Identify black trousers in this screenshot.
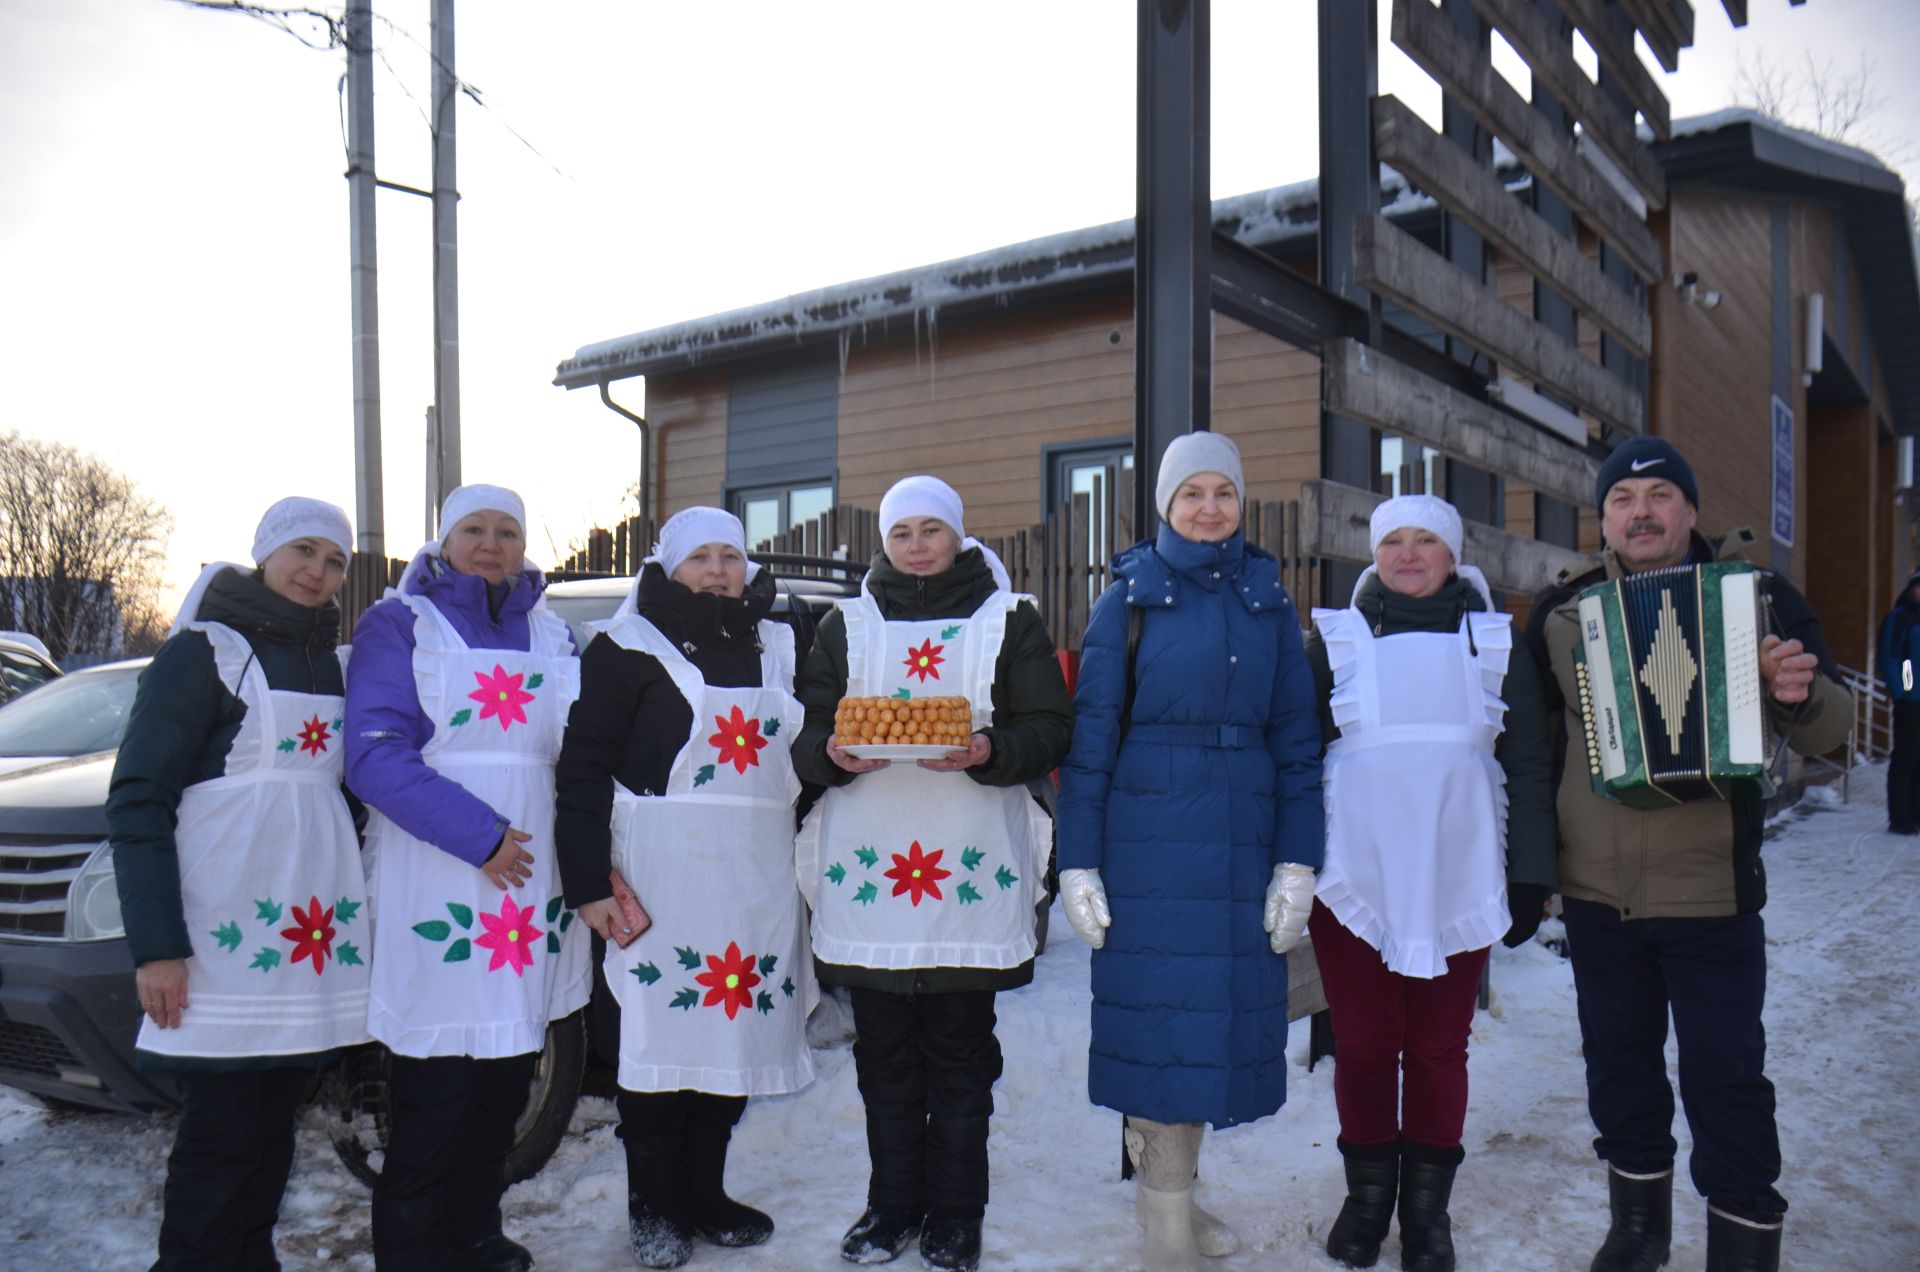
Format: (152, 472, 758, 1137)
(1889, 701, 1920, 830)
(1563, 899, 1786, 1219)
(152, 1067, 311, 1272)
(372, 1052, 536, 1272)
(849, 987, 1002, 1221)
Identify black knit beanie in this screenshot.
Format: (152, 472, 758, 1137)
(1594, 437, 1699, 513)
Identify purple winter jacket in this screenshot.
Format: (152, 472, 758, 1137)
(345, 550, 576, 866)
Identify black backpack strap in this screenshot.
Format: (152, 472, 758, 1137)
(1119, 602, 1143, 744)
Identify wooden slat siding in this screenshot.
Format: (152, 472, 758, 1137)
(1322, 339, 1598, 505)
(1300, 478, 1583, 595)
(1464, 0, 1666, 208)
(1556, 0, 1671, 138)
(1805, 404, 1878, 668)
(1353, 216, 1644, 434)
(1390, 0, 1663, 283)
(1373, 95, 1651, 355)
(1614, 0, 1682, 70)
(644, 370, 729, 517)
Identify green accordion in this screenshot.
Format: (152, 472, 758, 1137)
(1572, 562, 1776, 809)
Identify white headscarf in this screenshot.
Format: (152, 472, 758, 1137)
(1351, 492, 1495, 610)
(610, 506, 762, 622)
(1155, 431, 1245, 519)
(877, 475, 1012, 592)
(400, 483, 534, 595)
(251, 496, 353, 565)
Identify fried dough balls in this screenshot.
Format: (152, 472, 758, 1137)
(833, 696, 974, 749)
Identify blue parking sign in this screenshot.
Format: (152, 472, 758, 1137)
(1771, 394, 1794, 548)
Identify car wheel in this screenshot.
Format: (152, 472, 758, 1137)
(320, 1010, 588, 1188)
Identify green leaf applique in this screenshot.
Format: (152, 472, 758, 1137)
(670, 987, 699, 1011)
(692, 764, 716, 788)
(250, 947, 281, 972)
(559, 911, 574, 932)
(960, 847, 985, 871)
(940, 624, 963, 640)
(956, 881, 983, 905)
(545, 896, 565, 924)
(255, 898, 283, 925)
(825, 863, 846, 886)
(276, 738, 297, 753)
(526, 672, 545, 690)
(675, 945, 702, 969)
(211, 921, 242, 952)
(630, 962, 661, 986)
(546, 931, 561, 953)
(331, 718, 344, 733)
(336, 942, 363, 967)
(763, 716, 781, 736)
(854, 846, 879, 869)
(755, 991, 774, 1015)
(412, 920, 452, 942)
(891, 688, 911, 701)
(781, 975, 795, 998)
(444, 938, 471, 963)
(335, 897, 362, 924)
(447, 902, 474, 929)
(758, 953, 778, 976)
(994, 865, 1019, 890)
(449, 708, 473, 727)
(854, 882, 878, 906)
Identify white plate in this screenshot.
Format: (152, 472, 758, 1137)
(842, 743, 960, 761)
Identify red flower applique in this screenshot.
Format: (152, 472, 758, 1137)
(281, 896, 337, 976)
(695, 940, 762, 1020)
(885, 840, 951, 906)
(470, 664, 535, 732)
(708, 704, 768, 775)
(902, 638, 945, 683)
(297, 716, 332, 757)
(475, 894, 543, 977)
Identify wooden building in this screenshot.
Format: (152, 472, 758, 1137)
(554, 109, 1917, 674)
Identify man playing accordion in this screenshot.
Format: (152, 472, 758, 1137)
(1526, 437, 1852, 1272)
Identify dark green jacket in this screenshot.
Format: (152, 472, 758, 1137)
(793, 547, 1074, 992)
(1303, 572, 1558, 890)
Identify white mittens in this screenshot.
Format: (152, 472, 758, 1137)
(1263, 863, 1316, 954)
(1058, 868, 1113, 949)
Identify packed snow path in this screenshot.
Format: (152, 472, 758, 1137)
(4, 767, 1915, 1269)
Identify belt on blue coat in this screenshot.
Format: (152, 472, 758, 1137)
(1123, 723, 1263, 748)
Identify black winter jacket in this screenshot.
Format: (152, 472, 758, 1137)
(792, 547, 1074, 993)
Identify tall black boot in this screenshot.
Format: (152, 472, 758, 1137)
(1705, 1203, 1782, 1272)
(1589, 1166, 1672, 1272)
(684, 1124, 773, 1247)
(1326, 1139, 1400, 1268)
(623, 1134, 693, 1269)
(1396, 1141, 1463, 1272)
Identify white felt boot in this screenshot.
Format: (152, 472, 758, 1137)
(1127, 1118, 1204, 1272)
(1133, 1183, 1241, 1258)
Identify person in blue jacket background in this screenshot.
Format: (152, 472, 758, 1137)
(1879, 568, 1920, 834)
(1054, 431, 1324, 1272)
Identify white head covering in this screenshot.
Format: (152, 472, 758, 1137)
(1351, 492, 1494, 609)
(877, 475, 1012, 592)
(611, 506, 762, 621)
(1155, 431, 1245, 519)
(251, 496, 352, 565)
(438, 483, 526, 546)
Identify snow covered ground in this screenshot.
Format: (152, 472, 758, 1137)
(4, 766, 1916, 1270)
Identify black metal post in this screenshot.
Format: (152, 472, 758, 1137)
(1133, 0, 1213, 537)
(1531, 0, 1581, 548)
(1439, 0, 1501, 527)
(1596, 2, 1651, 443)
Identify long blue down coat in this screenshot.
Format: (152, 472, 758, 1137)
(1057, 526, 1324, 1129)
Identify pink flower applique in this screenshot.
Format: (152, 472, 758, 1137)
(474, 894, 544, 977)
(470, 664, 536, 731)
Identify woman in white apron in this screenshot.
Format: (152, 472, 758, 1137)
(109, 497, 369, 1272)
(793, 476, 1072, 1272)
(554, 507, 812, 1270)
(1303, 494, 1556, 1272)
(345, 484, 587, 1272)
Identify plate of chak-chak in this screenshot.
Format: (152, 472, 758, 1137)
(834, 695, 974, 760)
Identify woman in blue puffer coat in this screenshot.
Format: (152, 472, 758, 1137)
(1056, 432, 1324, 1272)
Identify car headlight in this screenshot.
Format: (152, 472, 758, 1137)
(66, 842, 125, 942)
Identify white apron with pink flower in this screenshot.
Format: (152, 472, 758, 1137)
(599, 613, 815, 1096)
(364, 591, 590, 1059)
(795, 590, 1051, 970)
(137, 621, 371, 1060)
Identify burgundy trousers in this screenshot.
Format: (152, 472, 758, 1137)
(1309, 901, 1490, 1149)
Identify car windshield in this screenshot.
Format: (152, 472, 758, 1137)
(542, 591, 626, 654)
(0, 663, 145, 757)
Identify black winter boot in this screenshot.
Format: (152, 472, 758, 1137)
(1705, 1203, 1782, 1272)
(1589, 1165, 1672, 1272)
(623, 1134, 693, 1269)
(918, 1211, 983, 1272)
(684, 1124, 773, 1247)
(1395, 1141, 1463, 1272)
(1326, 1139, 1400, 1268)
(839, 1206, 924, 1264)
(454, 1232, 534, 1272)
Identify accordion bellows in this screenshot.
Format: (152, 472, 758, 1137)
(1573, 562, 1776, 808)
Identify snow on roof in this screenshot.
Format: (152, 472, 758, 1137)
(1654, 105, 1894, 174)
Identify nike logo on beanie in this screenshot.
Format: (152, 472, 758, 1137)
(1629, 458, 1665, 472)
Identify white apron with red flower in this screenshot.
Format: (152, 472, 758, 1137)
(795, 590, 1051, 970)
(596, 613, 814, 1095)
(137, 621, 372, 1060)
(364, 591, 589, 1059)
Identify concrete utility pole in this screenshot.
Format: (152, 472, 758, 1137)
(345, 0, 385, 556)
(430, 0, 462, 513)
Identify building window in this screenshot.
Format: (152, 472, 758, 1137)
(1044, 439, 1135, 574)
(733, 481, 834, 550)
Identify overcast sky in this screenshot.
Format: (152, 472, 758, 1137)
(3, 0, 1915, 614)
